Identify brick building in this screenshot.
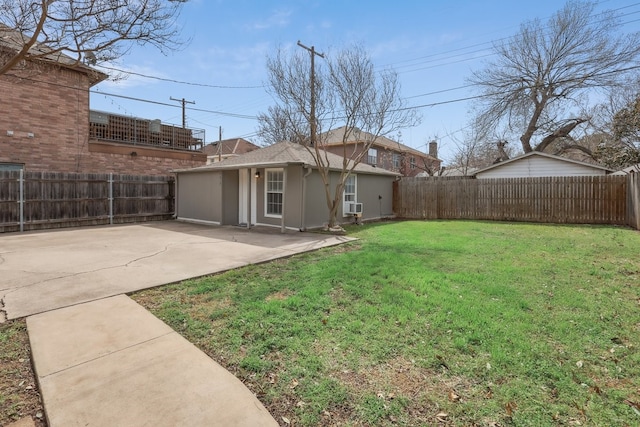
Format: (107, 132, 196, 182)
(321, 126, 441, 177)
(0, 27, 206, 175)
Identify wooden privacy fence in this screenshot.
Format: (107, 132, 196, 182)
(0, 171, 175, 233)
(629, 172, 640, 229)
(393, 175, 634, 227)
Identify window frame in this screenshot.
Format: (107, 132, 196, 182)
(392, 153, 401, 169)
(342, 174, 357, 217)
(264, 168, 284, 218)
(367, 148, 378, 165)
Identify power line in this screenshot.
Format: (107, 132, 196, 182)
(95, 64, 265, 89)
(385, 3, 640, 75)
(91, 89, 257, 119)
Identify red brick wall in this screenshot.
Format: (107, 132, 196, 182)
(0, 61, 205, 175)
(323, 143, 441, 177)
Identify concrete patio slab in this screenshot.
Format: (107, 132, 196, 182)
(1, 221, 353, 320)
(27, 295, 279, 427)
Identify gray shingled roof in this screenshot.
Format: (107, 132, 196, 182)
(176, 141, 399, 176)
(202, 138, 259, 156)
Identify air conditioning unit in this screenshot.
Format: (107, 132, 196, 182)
(346, 202, 363, 215)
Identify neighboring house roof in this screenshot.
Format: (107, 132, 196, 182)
(202, 138, 259, 157)
(175, 141, 400, 176)
(0, 24, 108, 85)
(474, 151, 612, 178)
(612, 163, 640, 175)
(322, 126, 439, 161)
(416, 166, 478, 178)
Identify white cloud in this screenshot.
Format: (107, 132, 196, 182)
(248, 9, 292, 30)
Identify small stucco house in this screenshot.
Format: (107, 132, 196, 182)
(474, 151, 612, 179)
(174, 141, 398, 231)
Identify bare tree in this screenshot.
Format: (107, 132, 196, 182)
(0, 0, 187, 76)
(260, 44, 419, 228)
(469, 1, 640, 156)
(257, 105, 307, 146)
(449, 133, 517, 175)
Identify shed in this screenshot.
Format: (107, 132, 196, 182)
(174, 141, 398, 231)
(474, 151, 611, 179)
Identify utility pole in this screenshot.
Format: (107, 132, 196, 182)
(218, 126, 222, 162)
(170, 96, 195, 128)
(297, 41, 324, 146)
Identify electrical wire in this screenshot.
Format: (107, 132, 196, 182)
(95, 64, 265, 89)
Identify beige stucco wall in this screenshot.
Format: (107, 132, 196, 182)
(176, 166, 396, 230)
(254, 165, 304, 229)
(221, 170, 239, 225)
(176, 171, 221, 224)
(304, 170, 395, 229)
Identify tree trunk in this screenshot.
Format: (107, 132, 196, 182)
(534, 119, 586, 152)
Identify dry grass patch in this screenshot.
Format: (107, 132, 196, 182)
(0, 320, 46, 426)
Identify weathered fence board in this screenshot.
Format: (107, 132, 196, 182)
(394, 175, 631, 227)
(628, 173, 640, 230)
(0, 172, 174, 233)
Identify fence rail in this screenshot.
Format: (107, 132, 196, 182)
(0, 171, 174, 233)
(393, 175, 632, 227)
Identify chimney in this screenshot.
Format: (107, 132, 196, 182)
(428, 141, 438, 158)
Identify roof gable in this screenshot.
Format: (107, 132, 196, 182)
(474, 151, 611, 177)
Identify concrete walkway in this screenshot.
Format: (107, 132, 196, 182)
(28, 295, 278, 426)
(0, 221, 354, 426)
(1, 221, 353, 320)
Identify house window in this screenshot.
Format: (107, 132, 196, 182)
(343, 174, 357, 216)
(265, 169, 284, 217)
(0, 163, 24, 171)
(410, 156, 416, 169)
(393, 153, 401, 169)
(367, 148, 378, 165)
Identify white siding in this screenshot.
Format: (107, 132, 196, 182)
(476, 156, 607, 179)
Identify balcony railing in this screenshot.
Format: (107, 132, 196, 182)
(89, 110, 205, 152)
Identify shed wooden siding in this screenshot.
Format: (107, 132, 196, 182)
(394, 176, 628, 225)
(476, 156, 608, 179)
(356, 174, 395, 220)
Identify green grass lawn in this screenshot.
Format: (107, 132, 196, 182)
(132, 221, 640, 426)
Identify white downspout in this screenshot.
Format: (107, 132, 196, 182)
(281, 167, 287, 233)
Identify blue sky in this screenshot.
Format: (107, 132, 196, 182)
(89, 0, 640, 163)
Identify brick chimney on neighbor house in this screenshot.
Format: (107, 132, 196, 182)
(428, 141, 438, 158)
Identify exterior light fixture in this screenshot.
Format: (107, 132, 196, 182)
(255, 171, 260, 178)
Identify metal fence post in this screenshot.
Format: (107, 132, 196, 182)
(109, 173, 114, 225)
(19, 169, 24, 232)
